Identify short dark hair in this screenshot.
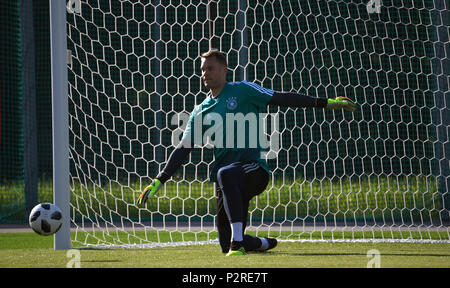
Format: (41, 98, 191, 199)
(201, 50, 227, 66)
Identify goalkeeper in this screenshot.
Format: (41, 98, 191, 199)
(137, 50, 356, 256)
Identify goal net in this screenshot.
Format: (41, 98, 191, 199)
(62, 0, 449, 248)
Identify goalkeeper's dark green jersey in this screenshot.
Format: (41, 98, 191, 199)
(181, 81, 274, 182)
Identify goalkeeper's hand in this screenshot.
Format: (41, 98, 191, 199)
(137, 179, 162, 206)
(326, 97, 356, 112)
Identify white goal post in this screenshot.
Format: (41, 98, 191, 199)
(52, 0, 450, 249)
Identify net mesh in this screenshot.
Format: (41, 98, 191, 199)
(65, 0, 449, 247)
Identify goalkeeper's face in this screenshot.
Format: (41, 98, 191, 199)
(201, 56, 227, 91)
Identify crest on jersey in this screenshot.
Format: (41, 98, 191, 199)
(226, 97, 238, 110)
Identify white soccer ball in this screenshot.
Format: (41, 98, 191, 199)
(29, 203, 63, 236)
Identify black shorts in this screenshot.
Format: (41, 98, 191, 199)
(215, 161, 270, 227)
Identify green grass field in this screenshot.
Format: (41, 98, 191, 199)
(0, 231, 449, 268)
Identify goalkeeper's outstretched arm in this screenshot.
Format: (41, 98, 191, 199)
(137, 141, 193, 206)
(268, 92, 356, 112)
(155, 142, 193, 183)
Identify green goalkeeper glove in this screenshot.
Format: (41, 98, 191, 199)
(137, 179, 162, 206)
(326, 97, 356, 112)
